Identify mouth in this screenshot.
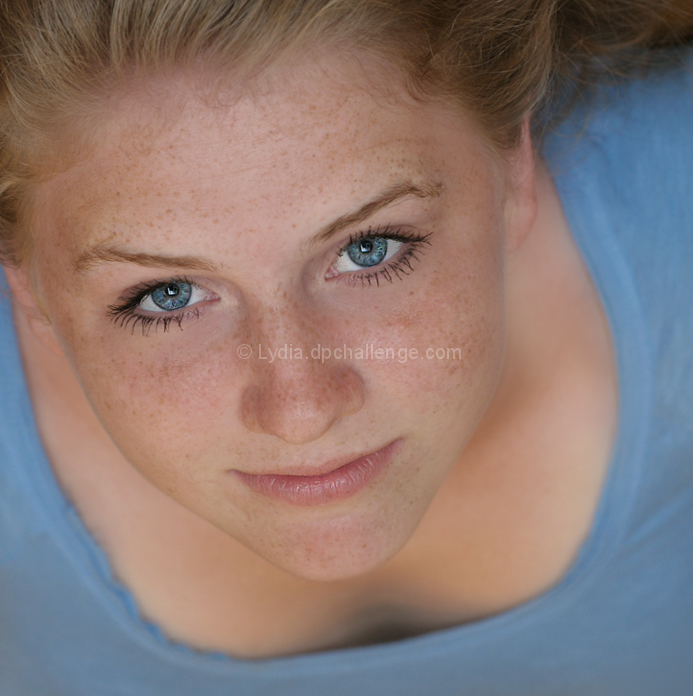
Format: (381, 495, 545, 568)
(231, 440, 401, 507)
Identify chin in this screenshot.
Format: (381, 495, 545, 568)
(243, 508, 415, 583)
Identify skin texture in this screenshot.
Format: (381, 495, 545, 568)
(15, 57, 525, 577)
(5, 54, 616, 656)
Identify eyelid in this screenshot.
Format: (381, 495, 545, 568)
(335, 225, 411, 256)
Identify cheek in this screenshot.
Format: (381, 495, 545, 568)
(366, 240, 506, 444)
(331, 254, 505, 427)
(62, 318, 246, 474)
(392, 289, 502, 404)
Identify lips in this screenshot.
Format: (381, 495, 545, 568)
(232, 440, 400, 506)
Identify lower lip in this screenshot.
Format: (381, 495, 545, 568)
(233, 441, 399, 507)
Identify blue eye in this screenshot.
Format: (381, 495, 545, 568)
(346, 237, 389, 267)
(335, 236, 403, 274)
(148, 281, 192, 311)
(328, 227, 433, 287)
(108, 276, 216, 335)
(136, 280, 208, 314)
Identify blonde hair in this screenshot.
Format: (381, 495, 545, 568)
(0, 0, 689, 267)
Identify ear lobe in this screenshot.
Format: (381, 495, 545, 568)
(504, 116, 537, 252)
(2, 264, 65, 356)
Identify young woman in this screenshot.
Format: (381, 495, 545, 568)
(0, 1, 691, 693)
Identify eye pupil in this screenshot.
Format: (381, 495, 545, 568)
(149, 281, 192, 311)
(347, 237, 387, 268)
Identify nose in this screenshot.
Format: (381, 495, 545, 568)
(240, 300, 365, 444)
(242, 359, 365, 444)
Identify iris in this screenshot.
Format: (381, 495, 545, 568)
(150, 282, 192, 311)
(347, 237, 388, 267)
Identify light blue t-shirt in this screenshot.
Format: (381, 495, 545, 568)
(1, 49, 692, 695)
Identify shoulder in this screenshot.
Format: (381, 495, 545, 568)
(542, 46, 693, 436)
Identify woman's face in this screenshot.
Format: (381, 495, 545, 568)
(25, 55, 531, 581)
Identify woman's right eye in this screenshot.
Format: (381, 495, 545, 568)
(139, 280, 204, 312)
(107, 277, 216, 335)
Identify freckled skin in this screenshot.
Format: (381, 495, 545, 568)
(25, 56, 524, 581)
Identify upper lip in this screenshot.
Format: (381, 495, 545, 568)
(233, 440, 399, 478)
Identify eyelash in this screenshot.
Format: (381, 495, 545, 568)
(107, 227, 432, 335)
(333, 226, 432, 288)
(107, 276, 202, 336)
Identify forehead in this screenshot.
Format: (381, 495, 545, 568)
(36, 54, 488, 260)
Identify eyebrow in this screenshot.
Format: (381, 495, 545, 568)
(74, 178, 443, 274)
(74, 247, 221, 274)
(305, 178, 444, 249)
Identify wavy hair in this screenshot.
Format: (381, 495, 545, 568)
(0, 0, 690, 266)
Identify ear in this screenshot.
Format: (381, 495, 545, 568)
(504, 116, 537, 252)
(2, 264, 65, 356)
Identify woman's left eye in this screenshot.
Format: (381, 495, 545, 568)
(334, 237, 403, 273)
(328, 227, 432, 285)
